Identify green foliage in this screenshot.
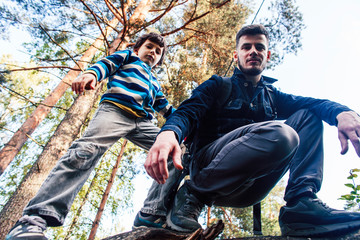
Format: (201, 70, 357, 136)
(339, 168, 360, 211)
(260, 0, 305, 69)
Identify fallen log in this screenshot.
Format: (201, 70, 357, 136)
(102, 220, 360, 240)
(102, 220, 224, 240)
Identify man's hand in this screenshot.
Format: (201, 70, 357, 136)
(337, 111, 360, 157)
(71, 73, 97, 95)
(145, 131, 183, 184)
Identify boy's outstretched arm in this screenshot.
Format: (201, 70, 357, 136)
(72, 73, 97, 95)
(145, 131, 183, 184)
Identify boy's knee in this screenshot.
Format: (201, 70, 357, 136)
(64, 143, 101, 170)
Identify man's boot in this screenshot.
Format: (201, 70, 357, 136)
(166, 182, 204, 232)
(279, 195, 360, 237)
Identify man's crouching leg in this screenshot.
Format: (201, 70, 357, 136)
(280, 109, 360, 237)
(167, 121, 299, 232)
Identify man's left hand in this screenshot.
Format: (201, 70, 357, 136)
(337, 111, 360, 157)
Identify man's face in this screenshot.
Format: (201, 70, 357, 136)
(234, 34, 271, 76)
(134, 39, 164, 68)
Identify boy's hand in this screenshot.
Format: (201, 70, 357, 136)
(337, 111, 360, 157)
(145, 131, 183, 184)
(72, 73, 97, 95)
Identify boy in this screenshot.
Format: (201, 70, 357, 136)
(6, 32, 174, 240)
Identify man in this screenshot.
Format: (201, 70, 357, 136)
(144, 24, 360, 237)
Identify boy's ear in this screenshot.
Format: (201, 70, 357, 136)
(134, 48, 139, 55)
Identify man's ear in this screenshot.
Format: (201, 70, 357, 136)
(134, 48, 139, 55)
(267, 50, 271, 61)
(233, 50, 238, 63)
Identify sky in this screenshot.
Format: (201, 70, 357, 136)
(1, 0, 360, 233)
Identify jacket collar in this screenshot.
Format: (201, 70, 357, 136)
(233, 67, 278, 85)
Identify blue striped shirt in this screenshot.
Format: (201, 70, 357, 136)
(84, 50, 174, 119)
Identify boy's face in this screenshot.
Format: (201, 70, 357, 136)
(134, 39, 164, 67)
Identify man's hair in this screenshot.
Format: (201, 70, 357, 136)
(235, 24, 270, 48)
(133, 32, 167, 65)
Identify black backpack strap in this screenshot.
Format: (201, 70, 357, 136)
(216, 76, 232, 107)
(264, 85, 278, 118)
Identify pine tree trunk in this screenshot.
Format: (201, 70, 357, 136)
(0, 17, 119, 175)
(88, 140, 128, 240)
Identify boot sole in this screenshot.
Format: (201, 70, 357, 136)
(281, 220, 360, 237)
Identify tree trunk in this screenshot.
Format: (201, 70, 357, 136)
(102, 221, 224, 240)
(88, 140, 128, 240)
(0, 85, 104, 239)
(0, 17, 119, 175)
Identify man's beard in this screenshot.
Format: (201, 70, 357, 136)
(238, 62, 264, 76)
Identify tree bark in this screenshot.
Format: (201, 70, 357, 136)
(88, 140, 128, 240)
(102, 220, 224, 240)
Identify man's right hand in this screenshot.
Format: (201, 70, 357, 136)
(71, 73, 97, 95)
(145, 131, 183, 184)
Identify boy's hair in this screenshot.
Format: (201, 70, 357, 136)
(235, 24, 270, 48)
(133, 32, 167, 65)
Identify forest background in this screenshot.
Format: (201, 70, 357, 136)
(0, 0, 359, 239)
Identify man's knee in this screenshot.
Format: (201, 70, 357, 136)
(267, 122, 299, 160)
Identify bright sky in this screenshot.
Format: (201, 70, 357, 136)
(1, 0, 360, 234)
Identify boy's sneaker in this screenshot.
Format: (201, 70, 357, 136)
(166, 183, 204, 233)
(279, 196, 360, 237)
(133, 211, 166, 229)
(6, 215, 47, 240)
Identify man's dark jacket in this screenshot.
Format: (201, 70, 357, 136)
(161, 68, 351, 155)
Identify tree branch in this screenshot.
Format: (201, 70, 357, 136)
(1, 126, 45, 148)
(38, 24, 84, 71)
(162, 0, 231, 37)
(0, 66, 81, 74)
(0, 83, 68, 111)
(104, 0, 124, 25)
(149, 0, 189, 12)
(80, 0, 111, 52)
